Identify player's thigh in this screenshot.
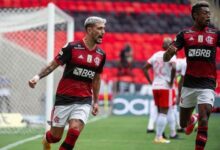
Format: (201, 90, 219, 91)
(179, 106, 195, 126)
(152, 90, 159, 106)
(51, 105, 74, 127)
(157, 89, 172, 107)
(153, 89, 170, 107)
(197, 89, 215, 107)
(179, 87, 197, 108)
(69, 104, 91, 129)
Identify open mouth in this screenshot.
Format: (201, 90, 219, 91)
(98, 35, 103, 39)
(206, 19, 210, 23)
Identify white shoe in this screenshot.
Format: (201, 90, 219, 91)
(154, 137, 170, 144)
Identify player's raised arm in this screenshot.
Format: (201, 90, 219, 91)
(28, 60, 59, 88)
(163, 44, 177, 62)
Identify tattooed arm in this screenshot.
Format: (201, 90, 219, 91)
(28, 60, 60, 88)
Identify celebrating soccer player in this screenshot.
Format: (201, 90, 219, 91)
(28, 16, 106, 150)
(163, 1, 220, 149)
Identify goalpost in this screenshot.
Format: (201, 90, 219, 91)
(0, 3, 74, 133)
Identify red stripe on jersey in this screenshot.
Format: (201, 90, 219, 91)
(186, 61, 216, 79)
(56, 78, 92, 97)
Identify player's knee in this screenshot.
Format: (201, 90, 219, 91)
(46, 131, 61, 143)
(198, 117, 208, 126)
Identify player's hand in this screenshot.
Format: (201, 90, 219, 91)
(28, 75, 40, 88)
(92, 102, 99, 116)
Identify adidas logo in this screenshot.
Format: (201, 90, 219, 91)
(189, 37, 194, 41)
(78, 55, 84, 59)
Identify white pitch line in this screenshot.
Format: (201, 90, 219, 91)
(0, 135, 43, 150)
(0, 114, 109, 150)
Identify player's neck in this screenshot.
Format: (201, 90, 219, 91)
(193, 23, 206, 31)
(83, 37, 96, 51)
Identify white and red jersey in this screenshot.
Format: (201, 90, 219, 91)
(148, 51, 176, 89)
(176, 58, 187, 76)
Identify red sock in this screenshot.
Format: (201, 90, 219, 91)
(212, 107, 220, 113)
(59, 129, 80, 150)
(195, 126, 208, 150)
(46, 131, 61, 143)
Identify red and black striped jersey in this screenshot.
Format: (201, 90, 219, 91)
(174, 26, 220, 89)
(54, 40, 106, 105)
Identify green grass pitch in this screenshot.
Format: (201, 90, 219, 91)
(0, 114, 220, 150)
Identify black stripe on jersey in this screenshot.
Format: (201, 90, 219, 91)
(183, 75, 216, 90)
(185, 45, 216, 62)
(55, 94, 92, 106)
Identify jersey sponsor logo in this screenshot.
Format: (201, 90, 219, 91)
(188, 48, 211, 58)
(94, 57, 101, 66)
(73, 67, 95, 79)
(87, 55, 92, 63)
(205, 36, 214, 44)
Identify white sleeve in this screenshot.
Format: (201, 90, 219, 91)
(170, 55, 176, 63)
(147, 53, 155, 65)
(181, 61, 187, 76)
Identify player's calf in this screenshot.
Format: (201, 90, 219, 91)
(195, 126, 208, 150)
(42, 131, 61, 150)
(59, 128, 80, 150)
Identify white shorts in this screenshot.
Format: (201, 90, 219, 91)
(179, 87, 215, 108)
(51, 104, 91, 127)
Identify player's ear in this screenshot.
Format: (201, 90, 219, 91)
(87, 26, 93, 34)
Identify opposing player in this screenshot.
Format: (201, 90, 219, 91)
(163, 1, 220, 149)
(28, 16, 106, 150)
(143, 37, 177, 143)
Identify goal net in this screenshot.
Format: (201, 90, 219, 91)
(0, 3, 74, 134)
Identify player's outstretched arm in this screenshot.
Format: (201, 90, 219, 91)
(163, 45, 177, 62)
(91, 73, 101, 116)
(28, 60, 60, 88)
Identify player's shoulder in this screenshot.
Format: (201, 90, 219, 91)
(68, 40, 86, 50)
(96, 46, 105, 56)
(155, 50, 164, 55)
(205, 27, 219, 34)
(150, 50, 163, 59)
(182, 27, 195, 34)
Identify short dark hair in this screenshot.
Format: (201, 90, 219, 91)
(191, 1, 209, 20)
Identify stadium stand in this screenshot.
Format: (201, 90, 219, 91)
(0, 0, 219, 93)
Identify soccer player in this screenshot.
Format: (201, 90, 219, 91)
(28, 16, 106, 150)
(143, 37, 177, 143)
(163, 1, 220, 149)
